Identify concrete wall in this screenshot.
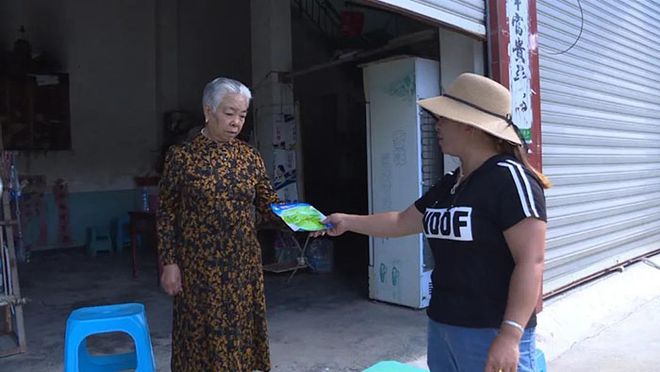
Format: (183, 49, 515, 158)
(2, 0, 251, 193)
(0, 1, 8, 51)
(177, 1, 252, 114)
(1, 0, 251, 249)
(3, 0, 159, 193)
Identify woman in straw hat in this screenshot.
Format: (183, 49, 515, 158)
(314, 73, 550, 372)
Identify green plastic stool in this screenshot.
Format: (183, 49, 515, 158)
(87, 226, 113, 256)
(363, 361, 427, 372)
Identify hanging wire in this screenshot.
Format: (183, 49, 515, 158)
(546, 0, 584, 55)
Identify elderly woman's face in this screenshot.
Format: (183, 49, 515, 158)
(204, 93, 249, 142)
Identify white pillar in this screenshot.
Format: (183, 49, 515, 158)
(250, 0, 294, 176)
(438, 28, 484, 173)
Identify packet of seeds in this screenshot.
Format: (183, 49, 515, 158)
(270, 202, 330, 232)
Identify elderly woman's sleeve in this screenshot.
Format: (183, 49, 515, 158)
(157, 147, 183, 265)
(254, 153, 281, 224)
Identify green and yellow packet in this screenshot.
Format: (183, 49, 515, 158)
(270, 202, 330, 232)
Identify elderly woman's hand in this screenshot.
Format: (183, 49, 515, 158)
(161, 263, 183, 296)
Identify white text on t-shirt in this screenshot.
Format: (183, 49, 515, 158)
(423, 207, 473, 241)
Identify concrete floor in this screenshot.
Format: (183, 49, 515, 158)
(7, 248, 658, 372)
(0, 248, 427, 371)
(539, 255, 660, 372)
(548, 296, 660, 372)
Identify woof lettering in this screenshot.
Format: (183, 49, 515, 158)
(423, 207, 473, 241)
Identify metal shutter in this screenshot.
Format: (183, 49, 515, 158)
(371, 0, 486, 36)
(537, 0, 660, 293)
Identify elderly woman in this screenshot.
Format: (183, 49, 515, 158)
(157, 77, 279, 371)
(315, 73, 551, 372)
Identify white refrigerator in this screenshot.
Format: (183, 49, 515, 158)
(362, 56, 442, 308)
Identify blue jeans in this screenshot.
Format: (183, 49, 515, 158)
(427, 318, 537, 372)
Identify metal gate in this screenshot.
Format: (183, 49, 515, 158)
(537, 0, 660, 293)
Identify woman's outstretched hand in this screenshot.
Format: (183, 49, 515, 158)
(310, 213, 351, 237)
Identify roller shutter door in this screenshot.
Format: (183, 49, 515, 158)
(370, 0, 486, 36)
(537, 0, 660, 293)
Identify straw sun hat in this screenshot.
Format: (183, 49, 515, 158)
(417, 73, 523, 146)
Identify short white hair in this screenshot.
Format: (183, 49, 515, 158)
(202, 77, 252, 112)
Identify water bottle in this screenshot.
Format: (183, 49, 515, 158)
(141, 187, 150, 212)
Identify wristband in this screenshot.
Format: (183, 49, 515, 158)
(501, 319, 525, 334)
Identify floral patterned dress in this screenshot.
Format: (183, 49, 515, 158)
(157, 133, 279, 371)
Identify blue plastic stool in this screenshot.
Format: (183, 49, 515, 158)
(112, 215, 132, 254)
(535, 348, 547, 372)
(63, 303, 156, 372)
(363, 361, 427, 372)
(87, 226, 113, 256)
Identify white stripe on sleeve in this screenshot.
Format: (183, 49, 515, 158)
(505, 160, 540, 218)
(497, 161, 538, 218)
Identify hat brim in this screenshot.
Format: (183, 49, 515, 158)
(418, 96, 522, 145)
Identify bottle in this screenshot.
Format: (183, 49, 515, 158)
(141, 187, 150, 212)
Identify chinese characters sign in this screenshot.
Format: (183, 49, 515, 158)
(507, 0, 533, 144)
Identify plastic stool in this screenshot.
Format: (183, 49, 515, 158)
(535, 348, 547, 372)
(64, 303, 156, 372)
(87, 226, 113, 256)
(112, 215, 131, 254)
(363, 361, 427, 372)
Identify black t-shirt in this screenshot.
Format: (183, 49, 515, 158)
(414, 154, 547, 329)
